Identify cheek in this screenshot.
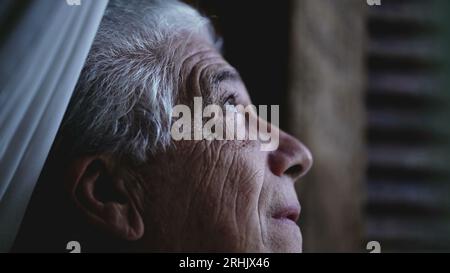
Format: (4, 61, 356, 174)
(183, 140, 268, 250)
(210, 142, 268, 249)
(212, 141, 265, 210)
(141, 140, 269, 251)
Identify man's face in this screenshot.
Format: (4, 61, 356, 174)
(137, 36, 313, 252)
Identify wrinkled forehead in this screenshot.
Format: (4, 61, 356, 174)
(174, 35, 239, 104)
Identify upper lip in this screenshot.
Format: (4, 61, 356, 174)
(273, 203, 301, 222)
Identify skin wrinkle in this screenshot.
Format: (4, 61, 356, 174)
(243, 184, 261, 250)
(223, 152, 239, 232)
(204, 141, 223, 183)
(176, 40, 235, 116)
(236, 155, 264, 251)
(210, 69, 242, 93)
(221, 155, 241, 250)
(179, 143, 207, 232)
(230, 155, 240, 249)
(178, 48, 214, 102)
(232, 185, 240, 250)
(40, 0, 316, 253)
(201, 143, 218, 211)
(213, 144, 233, 227)
(180, 142, 218, 246)
(189, 60, 216, 100)
(209, 144, 227, 227)
(175, 46, 241, 234)
(55, 13, 311, 251)
(169, 41, 285, 251)
(185, 57, 226, 102)
(257, 165, 267, 251)
(198, 61, 230, 104)
(199, 146, 217, 199)
(204, 142, 224, 211)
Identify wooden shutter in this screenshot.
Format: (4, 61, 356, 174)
(365, 0, 450, 252)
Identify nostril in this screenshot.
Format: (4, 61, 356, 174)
(284, 164, 303, 179)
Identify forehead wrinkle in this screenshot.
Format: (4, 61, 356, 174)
(182, 54, 226, 104)
(208, 68, 241, 100)
(176, 48, 212, 103)
(198, 62, 233, 104)
(211, 69, 241, 86)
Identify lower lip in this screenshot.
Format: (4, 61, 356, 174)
(273, 217, 298, 226)
(272, 217, 301, 235)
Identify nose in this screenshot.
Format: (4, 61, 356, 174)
(268, 130, 313, 181)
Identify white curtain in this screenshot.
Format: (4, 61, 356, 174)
(0, 0, 108, 252)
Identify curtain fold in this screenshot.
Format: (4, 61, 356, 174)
(0, 0, 108, 252)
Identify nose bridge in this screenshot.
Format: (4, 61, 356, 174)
(295, 137, 313, 176)
(284, 130, 312, 168)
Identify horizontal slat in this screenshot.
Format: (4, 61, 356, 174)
(367, 180, 450, 213)
(368, 37, 443, 64)
(367, 72, 440, 98)
(368, 145, 450, 172)
(367, 109, 450, 141)
(368, 0, 439, 27)
(366, 217, 450, 246)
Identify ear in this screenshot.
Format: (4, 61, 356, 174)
(64, 156, 144, 241)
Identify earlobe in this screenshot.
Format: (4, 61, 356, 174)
(65, 156, 144, 241)
(102, 178, 145, 241)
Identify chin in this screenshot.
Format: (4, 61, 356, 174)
(266, 218, 303, 253)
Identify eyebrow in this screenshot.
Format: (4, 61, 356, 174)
(210, 69, 242, 89)
(204, 68, 242, 104)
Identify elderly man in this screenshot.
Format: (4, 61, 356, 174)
(13, 0, 312, 252)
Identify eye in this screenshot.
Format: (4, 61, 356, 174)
(224, 93, 238, 106)
(223, 94, 240, 115)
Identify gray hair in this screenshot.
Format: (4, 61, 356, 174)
(59, 0, 214, 163)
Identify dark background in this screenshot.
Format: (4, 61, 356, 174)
(187, 0, 291, 129)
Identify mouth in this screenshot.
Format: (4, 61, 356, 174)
(272, 204, 301, 224)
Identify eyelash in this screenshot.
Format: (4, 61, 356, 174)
(223, 91, 238, 106)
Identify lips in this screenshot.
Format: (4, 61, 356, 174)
(272, 204, 301, 223)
